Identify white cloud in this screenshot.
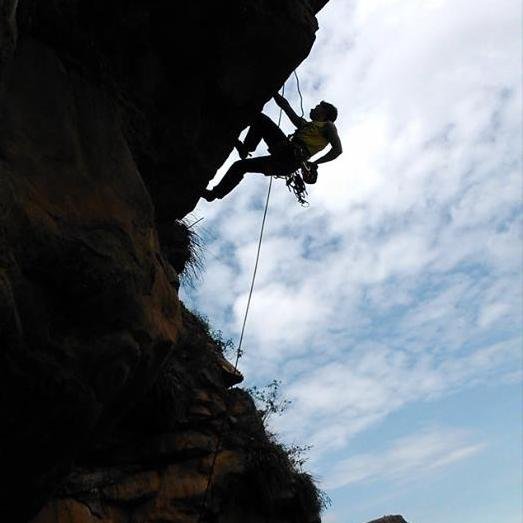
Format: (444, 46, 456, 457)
(325, 426, 486, 490)
(322, 513, 340, 523)
(270, 338, 518, 458)
(185, 0, 522, 511)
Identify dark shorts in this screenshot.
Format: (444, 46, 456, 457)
(245, 142, 306, 178)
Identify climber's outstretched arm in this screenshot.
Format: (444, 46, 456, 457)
(273, 93, 306, 128)
(311, 122, 343, 166)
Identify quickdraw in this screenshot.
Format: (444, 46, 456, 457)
(284, 171, 309, 206)
(274, 142, 318, 206)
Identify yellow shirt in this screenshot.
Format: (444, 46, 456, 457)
(292, 120, 329, 156)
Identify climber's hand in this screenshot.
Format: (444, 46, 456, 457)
(274, 93, 304, 128)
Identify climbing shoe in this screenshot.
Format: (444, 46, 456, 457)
(202, 189, 216, 202)
(235, 140, 250, 160)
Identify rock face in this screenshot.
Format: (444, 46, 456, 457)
(14, 0, 322, 223)
(367, 516, 409, 523)
(0, 1, 328, 521)
(31, 307, 323, 523)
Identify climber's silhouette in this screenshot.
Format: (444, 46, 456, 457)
(202, 93, 342, 201)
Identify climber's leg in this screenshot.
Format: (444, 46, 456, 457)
(203, 156, 277, 201)
(237, 114, 288, 158)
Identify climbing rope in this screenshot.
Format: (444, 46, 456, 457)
(294, 69, 305, 118)
(234, 176, 272, 367)
(278, 82, 286, 126)
(197, 72, 305, 522)
(232, 83, 286, 365)
(276, 69, 311, 206)
(187, 216, 205, 229)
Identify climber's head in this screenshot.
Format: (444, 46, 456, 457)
(310, 101, 338, 122)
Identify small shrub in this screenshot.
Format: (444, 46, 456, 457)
(190, 311, 236, 358)
(247, 379, 291, 423)
(159, 219, 205, 287)
(280, 441, 313, 471)
(238, 380, 330, 519)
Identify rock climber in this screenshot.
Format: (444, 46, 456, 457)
(202, 92, 342, 201)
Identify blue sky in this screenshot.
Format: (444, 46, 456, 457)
(182, 0, 522, 521)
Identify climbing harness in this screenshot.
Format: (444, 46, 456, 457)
(197, 71, 307, 522)
(272, 72, 316, 206)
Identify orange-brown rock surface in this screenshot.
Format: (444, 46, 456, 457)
(0, 1, 328, 521)
(30, 307, 323, 522)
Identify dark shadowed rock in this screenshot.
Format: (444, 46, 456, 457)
(0, 35, 181, 519)
(30, 307, 326, 523)
(15, 0, 322, 223)
(0, 1, 330, 522)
